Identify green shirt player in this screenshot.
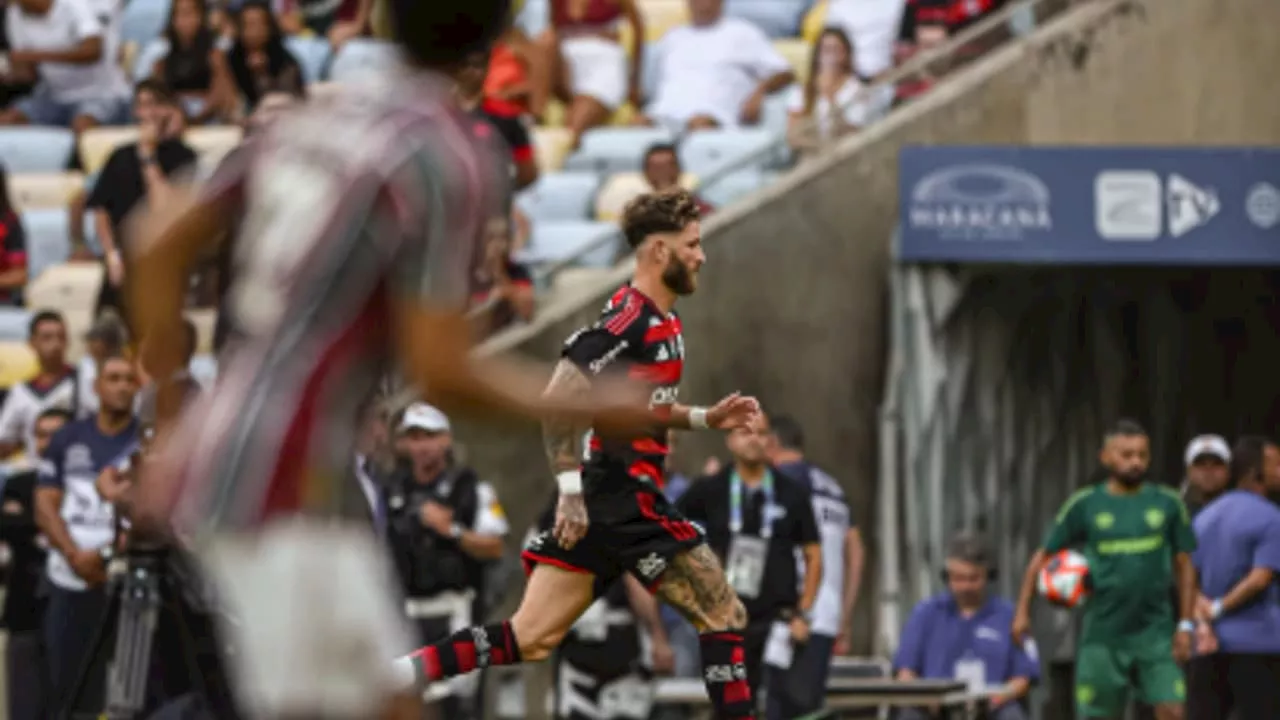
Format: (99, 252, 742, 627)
(1012, 420, 1199, 720)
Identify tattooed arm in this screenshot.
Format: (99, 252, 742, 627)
(541, 359, 593, 474)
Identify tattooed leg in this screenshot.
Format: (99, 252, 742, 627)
(657, 544, 755, 718)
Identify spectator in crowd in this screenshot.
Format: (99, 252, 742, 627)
(769, 414, 865, 717)
(642, 143, 713, 214)
(1180, 434, 1231, 519)
(531, 0, 645, 149)
(0, 406, 70, 720)
(1188, 435, 1280, 718)
(894, 531, 1039, 720)
(0, 0, 130, 132)
(0, 3, 36, 108)
(527, 489, 676, 720)
(75, 310, 129, 416)
(34, 354, 140, 714)
(0, 164, 28, 305)
(483, 25, 532, 116)
(0, 311, 82, 458)
(384, 403, 509, 719)
(456, 48, 538, 192)
(638, 0, 794, 132)
(226, 1, 305, 113)
(277, 0, 372, 49)
(785, 27, 881, 156)
(87, 80, 197, 322)
(353, 394, 390, 537)
(151, 0, 235, 124)
(471, 216, 534, 335)
(678, 412, 822, 718)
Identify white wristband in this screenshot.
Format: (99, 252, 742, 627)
(1210, 598, 1224, 620)
(688, 407, 709, 430)
(556, 470, 583, 494)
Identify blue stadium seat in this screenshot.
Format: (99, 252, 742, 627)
(516, 0, 550, 38)
(20, 210, 72, 281)
(523, 221, 623, 268)
(327, 39, 399, 83)
(121, 0, 172, 47)
(285, 36, 333, 86)
(515, 172, 602, 223)
(0, 128, 75, 173)
(699, 168, 769, 208)
(133, 38, 170, 82)
(189, 354, 218, 387)
(0, 308, 31, 342)
(563, 128, 675, 175)
(678, 128, 777, 177)
(724, 0, 810, 37)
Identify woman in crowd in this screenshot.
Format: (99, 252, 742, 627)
(470, 216, 534, 336)
(0, 165, 27, 306)
(152, 0, 236, 124)
(226, 0, 306, 113)
(785, 27, 882, 157)
(530, 0, 646, 149)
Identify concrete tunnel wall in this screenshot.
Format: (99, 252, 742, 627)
(447, 0, 1280, 686)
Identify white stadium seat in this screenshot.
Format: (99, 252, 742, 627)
(515, 172, 602, 222)
(9, 173, 85, 212)
(678, 128, 776, 177)
(21, 210, 72, 282)
(285, 36, 333, 86)
(24, 262, 103, 315)
(563, 127, 675, 175)
(189, 353, 218, 387)
(121, 0, 172, 47)
(327, 39, 400, 83)
(516, 0, 550, 38)
(699, 167, 770, 208)
(0, 307, 31, 342)
(521, 220, 624, 268)
(0, 127, 75, 173)
(724, 0, 809, 37)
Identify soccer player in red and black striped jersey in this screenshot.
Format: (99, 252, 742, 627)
(123, 3, 664, 719)
(398, 189, 766, 720)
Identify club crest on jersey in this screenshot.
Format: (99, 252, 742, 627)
(635, 552, 668, 581)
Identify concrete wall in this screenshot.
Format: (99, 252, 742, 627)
(453, 0, 1280, 682)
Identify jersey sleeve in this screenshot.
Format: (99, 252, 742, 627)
(1163, 489, 1197, 554)
(36, 427, 69, 490)
(0, 389, 26, 444)
(561, 294, 643, 376)
(1042, 488, 1091, 553)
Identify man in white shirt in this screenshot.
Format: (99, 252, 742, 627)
(0, 310, 85, 459)
(638, 0, 794, 131)
(0, 0, 129, 132)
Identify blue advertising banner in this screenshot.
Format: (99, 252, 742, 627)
(898, 146, 1280, 265)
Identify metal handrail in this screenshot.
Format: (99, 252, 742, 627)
(529, 0, 1069, 285)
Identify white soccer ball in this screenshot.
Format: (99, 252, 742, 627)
(1037, 549, 1091, 608)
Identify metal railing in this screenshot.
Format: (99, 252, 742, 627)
(528, 0, 1074, 289)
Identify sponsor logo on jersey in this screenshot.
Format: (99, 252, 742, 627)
(650, 386, 679, 406)
(588, 340, 629, 375)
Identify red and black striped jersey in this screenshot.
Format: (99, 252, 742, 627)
(562, 285, 683, 489)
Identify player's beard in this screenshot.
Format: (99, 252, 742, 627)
(662, 257, 695, 295)
(1113, 466, 1147, 488)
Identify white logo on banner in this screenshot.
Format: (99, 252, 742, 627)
(1166, 174, 1220, 238)
(1094, 171, 1162, 241)
(908, 164, 1053, 241)
(1246, 183, 1280, 229)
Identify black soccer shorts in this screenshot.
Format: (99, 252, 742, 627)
(521, 473, 705, 597)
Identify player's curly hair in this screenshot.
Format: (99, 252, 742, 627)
(389, 0, 511, 69)
(621, 189, 701, 249)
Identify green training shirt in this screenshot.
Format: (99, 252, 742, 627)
(1043, 483, 1196, 643)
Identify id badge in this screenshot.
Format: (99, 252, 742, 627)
(725, 535, 768, 599)
(954, 656, 986, 693)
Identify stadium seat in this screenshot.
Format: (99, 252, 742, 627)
(79, 127, 140, 174)
(327, 39, 400, 83)
(132, 38, 170, 82)
(285, 36, 333, 85)
(121, 0, 172, 47)
(0, 308, 31, 343)
(532, 127, 573, 172)
(516, 0, 550, 37)
(802, 0, 829, 44)
(698, 167, 769, 207)
(515, 172, 602, 222)
(593, 172, 698, 222)
(185, 309, 217, 355)
(24, 262, 103, 315)
(725, 0, 810, 37)
(563, 127, 674, 175)
(541, 100, 636, 128)
(189, 353, 218, 387)
(20, 210, 72, 282)
(0, 127, 75, 174)
(522, 220, 623, 268)
(774, 39, 813, 86)
(9, 173, 85, 212)
(185, 127, 243, 167)
(637, 0, 691, 43)
(678, 128, 777, 177)
(0, 342, 38, 390)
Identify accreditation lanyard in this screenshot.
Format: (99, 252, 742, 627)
(729, 470, 775, 540)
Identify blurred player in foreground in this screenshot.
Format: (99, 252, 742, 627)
(1012, 420, 1198, 720)
(123, 2, 665, 718)
(397, 190, 766, 720)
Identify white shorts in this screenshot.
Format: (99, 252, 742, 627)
(197, 519, 415, 719)
(561, 36, 628, 110)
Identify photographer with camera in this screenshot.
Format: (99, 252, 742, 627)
(385, 403, 509, 719)
(33, 354, 140, 716)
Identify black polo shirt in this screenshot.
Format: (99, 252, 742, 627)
(677, 465, 820, 624)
